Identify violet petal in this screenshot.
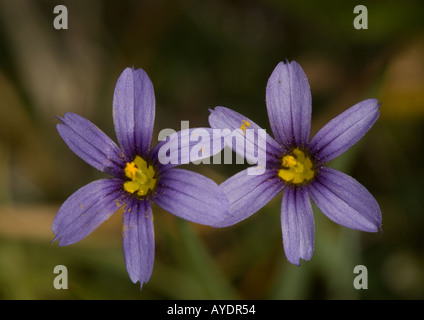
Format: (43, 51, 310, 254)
(57, 113, 126, 178)
(113, 67, 155, 160)
(281, 187, 315, 266)
(154, 168, 229, 226)
(309, 99, 380, 164)
(265, 61, 312, 148)
(122, 198, 155, 287)
(52, 179, 127, 246)
(307, 167, 382, 232)
(213, 167, 284, 227)
(208, 106, 283, 164)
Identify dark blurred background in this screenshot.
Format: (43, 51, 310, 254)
(0, 0, 423, 299)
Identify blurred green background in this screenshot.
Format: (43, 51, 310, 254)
(0, 0, 423, 299)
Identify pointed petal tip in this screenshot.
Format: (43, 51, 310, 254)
(51, 232, 84, 247)
(362, 98, 381, 109)
(51, 235, 72, 247)
(50, 235, 59, 244)
(365, 219, 383, 233)
(286, 251, 313, 266)
(273, 59, 304, 73)
(128, 277, 147, 291)
(280, 58, 299, 66)
(123, 66, 151, 81)
(286, 253, 313, 266)
(355, 203, 382, 233)
(365, 98, 381, 111)
(287, 256, 301, 266)
(56, 112, 78, 124)
(132, 269, 152, 291)
(120, 66, 133, 76)
(209, 106, 225, 112)
(208, 106, 225, 114)
(357, 207, 382, 233)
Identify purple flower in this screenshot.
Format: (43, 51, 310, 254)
(209, 60, 382, 265)
(53, 67, 229, 288)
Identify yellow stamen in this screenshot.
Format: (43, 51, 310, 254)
(124, 162, 138, 180)
(240, 120, 251, 135)
(123, 156, 156, 197)
(278, 148, 315, 184)
(282, 155, 297, 168)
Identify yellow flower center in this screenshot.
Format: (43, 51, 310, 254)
(123, 156, 157, 196)
(240, 120, 251, 135)
(278, 148, 315, 184)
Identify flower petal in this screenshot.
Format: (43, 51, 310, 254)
(307, 167, 382, 232)
(265, 61, 312, 147)
(52, 179, 128, 246)
(150, 127, 227, 172)
(208, 106, 283, 165)
(154, 169, 229, 226)
(122, 198, 155, 287)
(213, 167, 284, 227)
(57, 113, 126, 178)
(113, 67, 155, 160)
(281, 187, 315, 266)
(309, 99, 380, 164)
